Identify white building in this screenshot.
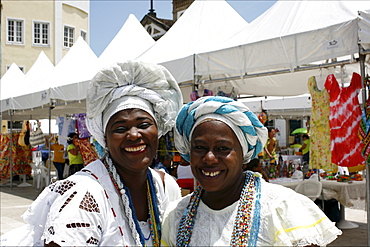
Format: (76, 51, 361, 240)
(1, 0, 90, 77)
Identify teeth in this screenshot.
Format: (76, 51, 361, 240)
(125, 145, 146, 152)
(202, 170, 221, 177)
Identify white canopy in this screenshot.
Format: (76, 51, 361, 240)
(193, 1, 370, 97)
(10, 51, 54, 99)
(1, 63, 26, 114)
(1, 63, 25, 100)
(136, 0, 248, 102)
(2, 37, 100, 120)
(99, 14, 155, 67)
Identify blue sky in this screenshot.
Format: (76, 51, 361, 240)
(90, 1, 277, 57)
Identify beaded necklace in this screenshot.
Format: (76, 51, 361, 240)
(103, 155, 161, 246)
(176, 171, 261, 247)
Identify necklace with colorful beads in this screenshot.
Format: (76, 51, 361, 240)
(103, 155, 161, 247)
(176, 171, 261, 247)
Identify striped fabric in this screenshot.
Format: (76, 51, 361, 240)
(174, 96, 267, 164)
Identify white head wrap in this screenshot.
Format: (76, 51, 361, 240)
(86, 61, 183, 148)
(174, 96, 268, 164)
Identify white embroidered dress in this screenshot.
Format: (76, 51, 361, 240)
(162, 174, 341, 246)
(2, 160, 181, 246)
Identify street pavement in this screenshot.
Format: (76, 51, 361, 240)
(0, 179, 368, 246)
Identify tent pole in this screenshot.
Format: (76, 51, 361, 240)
(192, 54, 196, 92)
(9, 110, 13, 189)
(359, 51, 369, 247)
(47, 101, 52, 186)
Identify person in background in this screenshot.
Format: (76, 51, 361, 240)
(153, 154, 172, 174)
(162, 96, 341, 246)
(243, 158, 269, 182)
(263, 127, 278, 161)
(50, 136, 65, 180)
(0, 61, 183, 246)
(176, 156, 195, 192)
(300, 134, 310, 164)
(66, 132, 84, 176)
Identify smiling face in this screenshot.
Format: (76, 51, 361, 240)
(190, 120, 244, 193)
(105, 108, 158, 173)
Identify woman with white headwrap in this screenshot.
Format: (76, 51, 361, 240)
(1, 61, 182, 247)
(161, 96, 341, 246)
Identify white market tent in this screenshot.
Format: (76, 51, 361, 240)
(193, 1, 370, 97)
(0, 63, 26, 106)
(10, 51, 54, 102)
(136, 0, 249, 102)
(1, 37, 100, 120)
(99, 14, 155, 68)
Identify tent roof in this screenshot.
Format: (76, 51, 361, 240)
(137, 0, 248, 64)
(194, 0, 370, 97)
(8, 37, 100, 112)
(225, 1, 370, 47)
(1, 63, 25, 100)
(11, 51, 54, 98)
(99, 14, 155, 67)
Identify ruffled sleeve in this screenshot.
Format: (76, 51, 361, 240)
(259, 182, 342, 246)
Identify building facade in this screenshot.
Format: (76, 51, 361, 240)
(1, 0, 89, 77)
(140, 0, 194, 40)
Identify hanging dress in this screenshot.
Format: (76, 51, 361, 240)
(308, 76, 335, 172)
(358, 75, 370, 169)
(324, 73, 365, 167)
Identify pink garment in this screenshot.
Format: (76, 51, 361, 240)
(324, 73, 365, 167)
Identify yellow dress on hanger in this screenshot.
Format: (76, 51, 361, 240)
(308, 76, 337, 172)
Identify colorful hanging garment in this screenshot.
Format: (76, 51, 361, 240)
(359, 75, 370, 165)
(325, 73, 365, 167)
(75, 113, 90, 139)
(74, 138, 99, 166)
(307, 76, 335, 172)
(0, 133, 32, 179)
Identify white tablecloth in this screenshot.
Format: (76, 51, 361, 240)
(270, 178, 366, 207)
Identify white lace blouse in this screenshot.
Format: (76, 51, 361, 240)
(2, 160, 181, 246)
(162, 174, 342, 246)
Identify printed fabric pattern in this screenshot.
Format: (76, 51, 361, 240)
(0, 133, 32, 179)
(324, 73, 365, 167)
(359, 75, 370, 164)
(308, 76, 335, 171)
(74, 138, 99, 166)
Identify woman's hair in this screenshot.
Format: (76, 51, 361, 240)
(302, 134, 309, 139)
(67, 132, 77, 144)
(267, 127, 275, 132)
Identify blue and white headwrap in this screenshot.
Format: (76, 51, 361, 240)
(174, 96, 268, 164)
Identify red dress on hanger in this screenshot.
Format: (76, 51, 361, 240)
(324, 72, 365, 167)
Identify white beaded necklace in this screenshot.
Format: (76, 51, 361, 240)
(105, 156, 162, 246)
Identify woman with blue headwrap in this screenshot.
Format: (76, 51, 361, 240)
(161, 96, 341, 246)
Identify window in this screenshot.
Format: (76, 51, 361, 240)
(146, 26, 152, 35)
(34, 21, 49, 45)
(7, 18, 24, 44)
(80, 30, 87, 41)
(64, 26, 74, 48)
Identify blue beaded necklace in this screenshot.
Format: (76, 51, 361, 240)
(176, 171, 261, 247)
(103, 157, 161, 246)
